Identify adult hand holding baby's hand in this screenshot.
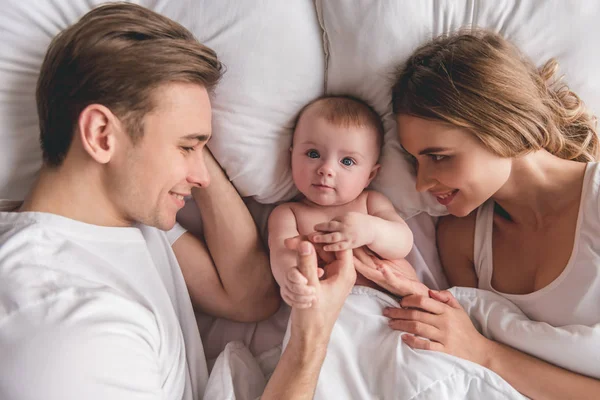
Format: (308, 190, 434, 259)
(310, 212, 374, 251)
(353, 247, 429, 297)
(280, 235, 326, 308)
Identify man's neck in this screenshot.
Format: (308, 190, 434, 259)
(20, 163, 130, 227)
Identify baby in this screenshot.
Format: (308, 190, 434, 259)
(268, 95, 415, 308)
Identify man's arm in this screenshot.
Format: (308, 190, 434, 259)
(262, 240, 356, 399)
(173, 148, 279, 322)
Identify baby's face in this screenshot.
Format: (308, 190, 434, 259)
(291, 114, 380, 206)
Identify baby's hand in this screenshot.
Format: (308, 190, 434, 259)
(310, 212, 374, 252)
(280, 266, 318, 308)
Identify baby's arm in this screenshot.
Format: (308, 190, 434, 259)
(311, 191, 413, 260)
(268, 204, 316, 308)
(364, 190, 413, 260)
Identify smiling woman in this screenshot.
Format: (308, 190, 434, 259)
(387, 28, 600, 400)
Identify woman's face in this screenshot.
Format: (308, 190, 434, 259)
(397, 115, 512, 217)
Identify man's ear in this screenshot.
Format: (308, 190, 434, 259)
(366, 164, 381, 187)
(77, 104, 118, 164)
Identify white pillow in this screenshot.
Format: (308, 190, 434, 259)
(0, 0, 324, 204)
(317, 0, 600, 218)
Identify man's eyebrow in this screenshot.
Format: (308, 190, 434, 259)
(180, 133, 211, 142)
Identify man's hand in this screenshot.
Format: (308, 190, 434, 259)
(310, 212, 374, 252)
(284, 237, 356, 344)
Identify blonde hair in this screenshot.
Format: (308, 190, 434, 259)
(295, 95, 384, 149)
(37, 2, 223, 167)
(391, 29, 599, 162)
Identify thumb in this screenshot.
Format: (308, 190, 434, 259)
(284, 235, 306, 251)
(429, 289, 460, 308)
(334, 247, 353, 264)
(297, 241, 319, 287)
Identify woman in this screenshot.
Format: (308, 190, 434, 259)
(365, 29, 600, 399)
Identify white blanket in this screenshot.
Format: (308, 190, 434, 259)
(451, 287, 600, 380)
(205, 286, 599, 399)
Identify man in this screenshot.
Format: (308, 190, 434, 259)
(0, 3, 354, 399)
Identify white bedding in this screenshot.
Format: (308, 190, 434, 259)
(206, 285, 600, 399)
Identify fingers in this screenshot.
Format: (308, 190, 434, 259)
(284, 235, 307, 251)
(281, 290, 313, 308)
(322, 247, 356, 284)
(286, 270, 314, 295)
(295, 241, 319, 287)
(310, 232, 343, 243)
(384, 306, 439, 327)
(401, 334, 444, 352)
(314, 221, 343, 232)
(389, 319, 442, 342)
(399, 294, 447, 315)
(323, 242, 351, 252)
(429, 290, 461, 309)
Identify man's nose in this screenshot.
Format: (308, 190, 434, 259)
(188, 153, 210, 188)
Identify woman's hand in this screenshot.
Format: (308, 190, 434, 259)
(385, 290, 492, 366)
(352, 247, 429, 297)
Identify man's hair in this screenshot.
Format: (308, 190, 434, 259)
(36, 2, 224, 167)
(295, 95, 385, 150)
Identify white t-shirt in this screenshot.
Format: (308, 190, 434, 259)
(474, 162, 600, 326)
(0, 201, 208, 400)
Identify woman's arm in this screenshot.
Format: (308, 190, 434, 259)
(390, 213, 600, 399)
(392, 291, 600, 400)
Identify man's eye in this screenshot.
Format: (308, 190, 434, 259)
(181, 146, 196, 153)
(341, 157, 355, 166)
(307, 150, 319, 158)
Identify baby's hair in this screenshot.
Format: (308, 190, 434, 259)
(294, 94, 385, 149)
(392, 28, 598, 162)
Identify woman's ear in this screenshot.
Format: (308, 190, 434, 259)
(77, 104, 118, 164)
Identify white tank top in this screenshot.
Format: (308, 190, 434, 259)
(474, 162, 600, 327)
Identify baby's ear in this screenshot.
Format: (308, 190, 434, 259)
(366, 164, 381, 187)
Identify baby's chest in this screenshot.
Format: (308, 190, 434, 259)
(294, 203, 368, 235)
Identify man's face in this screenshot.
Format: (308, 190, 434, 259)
(107, 82, 212, 230)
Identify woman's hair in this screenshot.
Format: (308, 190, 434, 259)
(37, 2, 223, 167)
(391, 29, 599, 162)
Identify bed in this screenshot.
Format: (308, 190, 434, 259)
(2, 1, 599, 398)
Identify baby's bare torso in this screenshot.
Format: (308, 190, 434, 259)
(288, 192, 381, 289)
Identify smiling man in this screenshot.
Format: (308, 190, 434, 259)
(0, 2, 350, 399)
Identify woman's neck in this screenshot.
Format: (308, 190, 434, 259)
(491, 150, 587, 228)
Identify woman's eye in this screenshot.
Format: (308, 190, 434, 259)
(341, 157, 355, 166)
(307, 150, 320, 159)
(181, 146, 196, 153)
(429, 154, 446, 162)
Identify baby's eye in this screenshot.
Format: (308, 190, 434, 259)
(341, 157, 355, 166)
(307, 149, 320, 159)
